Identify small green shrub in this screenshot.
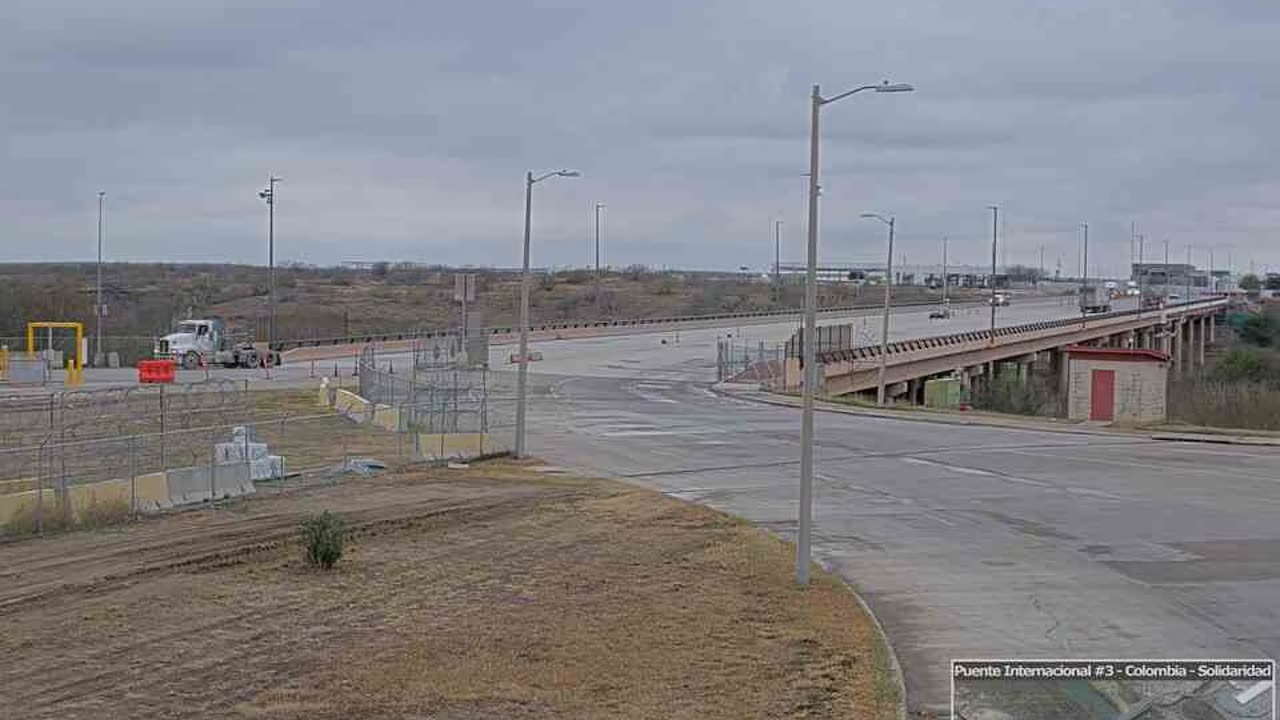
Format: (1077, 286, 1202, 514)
(300, 511, 349, 569)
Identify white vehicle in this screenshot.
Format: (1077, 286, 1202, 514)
(988, 293, 1010, 307)
(1080, 286, 1111, 314)
(155, 318, 280, 370)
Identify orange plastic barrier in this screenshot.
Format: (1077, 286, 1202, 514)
(137, 359, 176, 384)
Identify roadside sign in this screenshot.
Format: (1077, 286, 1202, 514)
(508, 351, 544, 364)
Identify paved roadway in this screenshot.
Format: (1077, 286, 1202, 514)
(19, 294, 1278, 713)
(507, 295, 1279, 714)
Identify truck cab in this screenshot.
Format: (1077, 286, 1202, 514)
(156, 319, 224, 369)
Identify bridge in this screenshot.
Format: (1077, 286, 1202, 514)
(778, 298, 1228, 401)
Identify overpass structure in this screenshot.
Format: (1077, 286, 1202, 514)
(781, 298, 1229, 401)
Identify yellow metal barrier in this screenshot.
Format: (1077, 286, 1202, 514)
(0, 346, 8, 381)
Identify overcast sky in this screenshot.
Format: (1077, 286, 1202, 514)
(2, 0, 1278, 275)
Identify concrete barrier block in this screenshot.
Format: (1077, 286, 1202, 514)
(166, 464, 255, 506)
(333, 389, 372, 422)
(416, 433, 491, 460)
(372, 404, 400, 431)
(132, 472, 172, 511)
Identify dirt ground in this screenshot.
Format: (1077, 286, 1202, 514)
(0, 460, 898, 719)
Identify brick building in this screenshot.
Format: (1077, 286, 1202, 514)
(1065, 346, 1169, 424)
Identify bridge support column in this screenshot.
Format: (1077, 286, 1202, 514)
(1196, 316, 1206, 367)
(1209, 313, 1216, 345)
(1172, 322, 1183, 374)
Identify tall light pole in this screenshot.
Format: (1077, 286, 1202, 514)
(594, 202, 605, 312)
(1137, 234, 1146, 318)
(1185, 244, 1193, 301)
(774, 219, 783, 287)
(860, 213, 895, 406)
(988, 205, 999, 337)
(515, 169, 580, 458)
(258, 176, 281, 359)
(942, 236, 950, 307)
(797, 80, 914, 586)
(1081, 222, 1089, 320)
(95, 191, 105, 366)
(1164, 238, 1171, 301)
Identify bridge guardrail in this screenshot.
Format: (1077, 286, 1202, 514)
(811, 297, 1228, 366)
(270, 298, 996, 352)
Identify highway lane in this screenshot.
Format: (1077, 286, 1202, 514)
(509, 298, 1279, 714)
(31, 294, 1088, 392)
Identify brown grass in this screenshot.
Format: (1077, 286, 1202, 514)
(0, 461, 898, 719)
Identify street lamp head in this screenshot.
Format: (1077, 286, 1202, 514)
(875, 82, 915, 93)
(860, 212, 891, 226)
(558, 170, 581, 178)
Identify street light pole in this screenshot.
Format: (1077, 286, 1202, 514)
(258, 176, 281, 359)
(95, 191, 105, 366)
(1081, 222, 1089, 320)
(594, 202, 604, 313)
(942, 236, 949, 307)
(860, 213, 895, 405)
(514, 169, 580, 458)
(797, 80, 913, 586)
(774, 219, 783, 288)
(988, 205, 998, 337)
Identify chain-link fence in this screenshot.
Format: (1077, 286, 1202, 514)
(356, 341, 515, 453)
(716, 338, 787, 387)
(0, 375, 463, 536)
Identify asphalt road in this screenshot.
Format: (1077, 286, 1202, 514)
(21, 293, 1276, 713)
(507, 297, 1279, 714)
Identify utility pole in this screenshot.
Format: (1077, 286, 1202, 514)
(594, 202, 604, 313)
(988, 205, 998, 337)
(1038, 244, 1044, 286)
(95, 191, 105, 366)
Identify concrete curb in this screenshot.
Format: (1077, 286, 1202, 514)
(1148, 432, 1280, 446)
(712, 383, 1115, 438)
(827, 568, 908, 720)
(713, 384, 1280, 447)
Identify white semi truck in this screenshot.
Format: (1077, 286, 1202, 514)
(155, 318, 281, 369)
(1079, 286, 1112, 314)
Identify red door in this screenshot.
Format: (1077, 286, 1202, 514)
(1089, 369, 1116, 421)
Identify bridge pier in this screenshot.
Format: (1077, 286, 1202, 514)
(1195, 316, 1206, 367)
(1172, 322, 1183, 374)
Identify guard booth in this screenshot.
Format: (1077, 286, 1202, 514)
(1065, 346, 1168, 424)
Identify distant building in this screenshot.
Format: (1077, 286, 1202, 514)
(1131, 262, 1213, 297)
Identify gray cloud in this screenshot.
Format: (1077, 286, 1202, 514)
(1, 0, 1278, 276)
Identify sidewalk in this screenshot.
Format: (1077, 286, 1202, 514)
(714, 383, 1280, 447)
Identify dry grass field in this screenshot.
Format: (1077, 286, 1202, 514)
(0, 460, 899, 719)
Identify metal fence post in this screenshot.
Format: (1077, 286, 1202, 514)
(159, 384, 167, 470)
(129, 435, 137, 519)
(279, 414, 287, 491)
(209, 427, 217, 504)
